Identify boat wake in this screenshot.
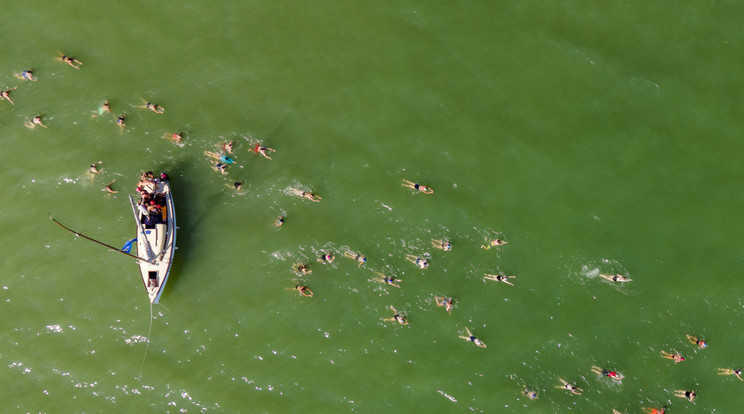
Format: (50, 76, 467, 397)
(138, 301, 154, 379)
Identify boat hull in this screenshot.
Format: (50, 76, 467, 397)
(129, 179, 176, 303)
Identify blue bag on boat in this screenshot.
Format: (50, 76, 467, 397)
(121, 238, 137, 254)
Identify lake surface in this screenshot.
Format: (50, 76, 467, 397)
(2, 1, 743, 412)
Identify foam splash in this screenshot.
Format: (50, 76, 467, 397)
(46, 324, 63, 333)
(125, 335, 148, 345)
(438, 389, 457, 402)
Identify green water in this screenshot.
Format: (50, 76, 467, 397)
(2, 1, 744, 412)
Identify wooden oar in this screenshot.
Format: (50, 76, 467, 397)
(50, 216, 152, 263)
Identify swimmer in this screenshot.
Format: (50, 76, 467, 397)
(231, 182, 243, 191)
(484, 274, 515, 286)
(163, 132, 183, 144)
(92, 101, 111, 118)
(599, 274, 632, 283)
(591, 366, 623, 381)
(205, 151, 221, 161)
(293, 263, 311, 275)
(686, 335, 707, 349)
(102, 180, 118, 194)
(343, 251, 366, 267)
(555, 378, 582, 395)
(222, 141, 234, 154)
(275, 216, 284, 227)
(26, 115, 47, 128)
(717, 368, 744, 381)
(459, 327, 486, 348)
(89, 161, 103, 174)
(612, 410, 624, 414)
(383, 306, 408, 325)
(318, 252, 335, 263)
(481, 238, 507, 249)
(431, 239, 452, 251)
(299, 191, 321, 202)
(14, 70, 37, 81)
(522, 389, 538, 400)
(435, 296, 454, 313)
(289, 188, 321, 202)
(141, 100, 164, 114)
(374, 272, 400, 288)
(643, 407, 666, 414)
(204, 151, 234, 164)
(58, 53, 82, 69)
(402, 179, 433, 194)
(212, 163, 228, 175)
(295, 285, 313, 297)
(1, 87, 17, 105)
(405, 254, 428, 269)
(116, 115, 126, 127)
(253, 143, 275, 160)
(673, 389, 696, 402)
(661, 351, 685, 363)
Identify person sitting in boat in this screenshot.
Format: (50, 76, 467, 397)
(153, 193, 166, 207)
(143, 213, 156, 226)
(138, 178, 157, 194)
(139, 191, 152, 206)
(147, 201, 162, 218)
(137, 201, 150, 217)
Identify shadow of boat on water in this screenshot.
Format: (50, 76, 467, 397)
(151, 161, 231, 303)
(154, 162, 202, 303)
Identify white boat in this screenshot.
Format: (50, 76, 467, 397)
(129, 176, 176, 303)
